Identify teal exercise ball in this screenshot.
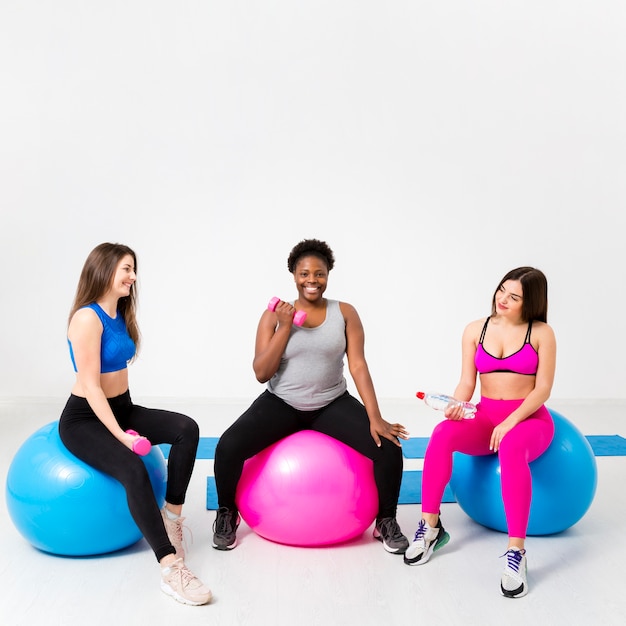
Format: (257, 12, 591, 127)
(449, 410, 597, 535)
(6, 421, 167, 556)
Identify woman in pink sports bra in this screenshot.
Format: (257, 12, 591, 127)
(404, 267, 556, 599)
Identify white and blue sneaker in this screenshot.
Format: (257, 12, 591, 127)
(500, 548, 528, 598)
(404, 518, 450, 565)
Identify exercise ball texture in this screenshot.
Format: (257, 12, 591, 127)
(6, 421, 167, 555)
(450, 410, 597, 535)
(236, 430, 378, 546)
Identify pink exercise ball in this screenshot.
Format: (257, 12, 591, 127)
(235, 430, 378, 546)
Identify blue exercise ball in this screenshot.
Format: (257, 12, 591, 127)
(5, 421, 167, 556)
(449, 410, 597, 536)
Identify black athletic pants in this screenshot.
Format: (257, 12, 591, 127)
(59, 391, 199, 562)
(214, 390, 403, 519)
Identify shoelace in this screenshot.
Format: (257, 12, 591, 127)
(501, 548, 525, 573)
(215, 508, 235, 534)
(168, 559, 198, 587)
(170, 517, 192, 551)
(413, 519, 427, 542)
(381, 518, 403, 540)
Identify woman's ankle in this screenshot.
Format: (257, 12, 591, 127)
(423, 513, 439, 527)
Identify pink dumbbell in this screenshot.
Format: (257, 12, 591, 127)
(126, 430, 152, 456)
(268, 297, 307, 326)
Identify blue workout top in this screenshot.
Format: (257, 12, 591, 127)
(68, 303, 136, 374)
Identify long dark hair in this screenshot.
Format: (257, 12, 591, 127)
(68, 243, 141, 351)
(491, 266, 548, 323)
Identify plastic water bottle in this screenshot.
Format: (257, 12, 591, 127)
(416, 391, 476, 419)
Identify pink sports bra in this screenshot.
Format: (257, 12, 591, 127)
(474, 317, 538, 376)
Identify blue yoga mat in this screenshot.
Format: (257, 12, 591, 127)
(160, 434, 626, 460)
(156, 433, 626, 509)
(206, 471, 456, 510)
(584, 435, 626, 456)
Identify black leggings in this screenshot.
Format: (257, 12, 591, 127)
(58, 391, 199, 562)
(214, 391, 404, 519)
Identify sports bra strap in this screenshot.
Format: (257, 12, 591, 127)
(478, 317, 490, 344)
(524, 320, 533, 344)
(480, 317, 533, 344)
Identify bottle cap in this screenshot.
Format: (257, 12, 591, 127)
(416, 391, 425, 399)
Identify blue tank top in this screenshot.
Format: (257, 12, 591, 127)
(68, 303, 136, 373)
(267, 299, 348, 410)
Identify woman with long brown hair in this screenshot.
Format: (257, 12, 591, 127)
(404, 267, 556, 599)
(59, 243, 211, 606)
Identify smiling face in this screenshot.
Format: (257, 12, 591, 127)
(293, 255, 328, 303)
(494, 279, 524, 319)
(107, 254, 136, 300)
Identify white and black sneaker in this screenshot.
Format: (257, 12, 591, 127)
(404, 518, 450, 565)
(500, 548, 528, 598)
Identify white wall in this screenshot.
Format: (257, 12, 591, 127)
(1, 1, 625, 402)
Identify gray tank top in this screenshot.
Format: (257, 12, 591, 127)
(267, 299, 348, 410)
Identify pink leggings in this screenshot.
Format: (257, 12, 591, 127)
(422, 397, 554, 538)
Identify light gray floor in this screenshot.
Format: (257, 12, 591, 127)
(1, 397, 625, 626)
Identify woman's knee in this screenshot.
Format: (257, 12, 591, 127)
(501, 419, 552, 460)
(215, 426, 245, 462)
(427, 420, 458, 451)
(158, 413, 200, 449)
(498, 434, 532, 462)
(178, 415, 199, 445)
(373, 437, 403, 467)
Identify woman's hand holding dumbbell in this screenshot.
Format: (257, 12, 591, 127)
(125, 430, 152, 456)
(268, 297, 307, 326)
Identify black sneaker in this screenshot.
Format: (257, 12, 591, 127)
(404, 518, 450, 565)
(212, 507, 240, 550)
(373, 517, 409, 554)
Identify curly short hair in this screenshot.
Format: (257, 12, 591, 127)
(287, 239, 335, 273)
